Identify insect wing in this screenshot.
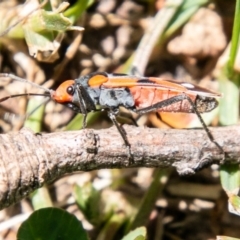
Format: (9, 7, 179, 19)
(101, 74, 221, 113)
(102, 74, 221, 97)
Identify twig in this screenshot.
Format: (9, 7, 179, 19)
(0, 125, 238, 209)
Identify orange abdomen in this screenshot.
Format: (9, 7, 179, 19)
(129, 86, 196, 113)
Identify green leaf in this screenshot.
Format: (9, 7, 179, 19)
(17, 207, 89, 240)
(66, 111, 105, 130)
(64, 0, 94, 23)
(97, 213, 128, 240)
(26, 10, 72, 32)
(220, 164, 240, 192)
(74, 183, 106, 225)
(227, 0, 240, 77)
(219, 78, 239, 125)
(30, 187, 53, 210)
(24, 98, 46, 132)
(121, 227, 147, 240)
(228, 194, 240, 216)
(163, 0, 209, 39)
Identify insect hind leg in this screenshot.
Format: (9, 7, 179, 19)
(135, 94, 225, 158)
(183, 95, 225, 160)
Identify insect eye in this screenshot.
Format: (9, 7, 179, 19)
(66, 86, 74, 95)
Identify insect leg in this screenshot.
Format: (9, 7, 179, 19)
(76, 92, 87, 128)
(108, 109, 133, 160)
(74, 85, 89, 128)
(136, 95, 186, 114)
(183, 95, 224, 157)
(74, 84, 97, 129)
(135, 94, 224, 156)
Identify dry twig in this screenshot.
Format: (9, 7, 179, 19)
(0, 125, 238, 209)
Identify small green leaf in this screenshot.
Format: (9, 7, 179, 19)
(24, 98, 45, 132)
(66, 111, 105, 130)
(64, 0, 95, 23)
(228, 194, 240, 216)
(26, 10, 72, 32)
(23, 27, 60, 61)
(97, 213, 128, 240)
(220, 164, 240, 192)
(219, 78, 239, 125)
(74, 183, 105, 225)
(30, 187, 53, 210)
(227, 0, 240, 76)
(17, 208, 89, 240)
(163, 0, 209, 39)
(121, 227, 147, 240)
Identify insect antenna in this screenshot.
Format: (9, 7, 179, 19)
(0, 73, 52, 124)
(0, 73, 52, 93)
(0, 93, 50, 103)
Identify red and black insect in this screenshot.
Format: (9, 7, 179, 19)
(0, 72, 223, 157)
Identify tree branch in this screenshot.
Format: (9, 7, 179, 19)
(0, 125, 239, 209)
